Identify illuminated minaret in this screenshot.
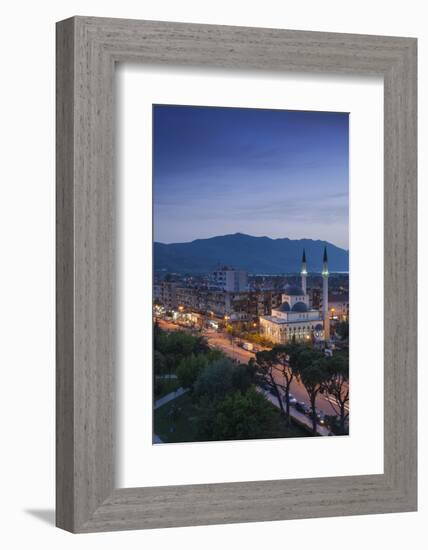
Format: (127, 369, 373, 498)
(322, 246, 330, 340)
(301, 249, 307, 295)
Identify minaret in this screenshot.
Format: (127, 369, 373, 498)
(322, 246, 330, 340)
(300, 249, 307, 295)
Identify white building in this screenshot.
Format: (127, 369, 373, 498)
(210, 267, 248, 292)
(259, 248, 330, 343)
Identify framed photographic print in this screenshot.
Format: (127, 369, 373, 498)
(56, 17, 417, 532)
(151, 104, 350, 443)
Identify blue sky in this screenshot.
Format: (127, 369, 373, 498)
(153, 104, 349, 249)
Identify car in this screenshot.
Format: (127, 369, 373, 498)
(307, 410, 327, 426)
(295, 401, 309, 414)
(317, 412, 327, 426)
(284, 393, 297, 405)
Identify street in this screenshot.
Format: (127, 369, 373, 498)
(203, 327, 348, 419)
(156, 318, 349, 421)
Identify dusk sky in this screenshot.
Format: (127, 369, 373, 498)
(153, 105, 349, 250)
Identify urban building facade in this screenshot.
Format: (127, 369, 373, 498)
(153, 281, 178, 309)
(209, 267, 248, 292)
(328, 293, 349, 321)
(155, 280, 281, 321)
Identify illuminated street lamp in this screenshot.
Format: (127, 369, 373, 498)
(224, 315, 231, 335)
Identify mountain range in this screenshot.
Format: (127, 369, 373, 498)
(154, 233, 349, 274)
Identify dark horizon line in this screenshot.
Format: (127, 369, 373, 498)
(154, 231, 349, 252)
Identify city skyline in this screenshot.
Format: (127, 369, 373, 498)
(153, 104, 349, 249)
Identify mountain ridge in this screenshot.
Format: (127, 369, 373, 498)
(154, 233, 349, 274)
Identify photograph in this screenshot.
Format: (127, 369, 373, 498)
(152, 104, 349, 443)
(0, 2, 418, 543)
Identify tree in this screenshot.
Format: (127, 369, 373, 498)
(206, 348, 225, 362)
(176, 354, 208, 390)
(254, 350, 286, 416)
(335, 320, 349, 340)
(271, 344, 301, 424)
(164, 331, 198, 358)
(296, 349, 329, 434)
(323, 353, 349, 434)
(198, 388, 276, 441)
(231, 362, 255, 393)
(153, 320, 165, 351)
(153, 350, 167, 376)
(155, 330, 210, 373)
(193, 358, 235, 401)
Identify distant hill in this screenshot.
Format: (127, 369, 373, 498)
(154, 233, 348, 274)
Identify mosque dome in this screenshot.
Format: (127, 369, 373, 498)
(283, 284, 304, 296)
(292, 301, 308, 312)
(277, 302, 291, 312)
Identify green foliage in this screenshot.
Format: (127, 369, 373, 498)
(153, 326, 335, 443)
(293, 347, 323, 370)
(294, 348, 329, 433)
(199, 388, 276, 440)
(153, 320, 163, 350)
(154, 389, 311, 443)
(194, 358, 235, 400)
(232, 362, 256, 392)
(154, 377, 179, 399)
(335, 320, 349, 340)
(176, 354, 208, 389)
(206, 347, 225, 362)
(154, 393, 199, 443)
(240, 331, 275, 347)
(273, 342, 307, 366)
(254, 350, 279, 385)
(154, 327, 210, 374)
(323, 351, 349, 433)
(298, 360, 328, 389)
(163, 331, 200, 357)
(254, 349, 276, 371)
(153, 350, 167, 376)
(294, 348, 328, 395)
(325, 350, 349, 377)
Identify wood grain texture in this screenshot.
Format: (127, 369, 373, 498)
(56, 18, 75, 532)
(56, 16, 417, 533)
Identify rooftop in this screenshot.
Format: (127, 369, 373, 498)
(283, 284, 304, 296)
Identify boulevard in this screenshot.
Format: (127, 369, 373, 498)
(156, 318, 349, 424)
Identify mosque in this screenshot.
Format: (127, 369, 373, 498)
(259, 248, 330, 344)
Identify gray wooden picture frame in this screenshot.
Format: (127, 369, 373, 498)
(56, 16, 417, 533)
